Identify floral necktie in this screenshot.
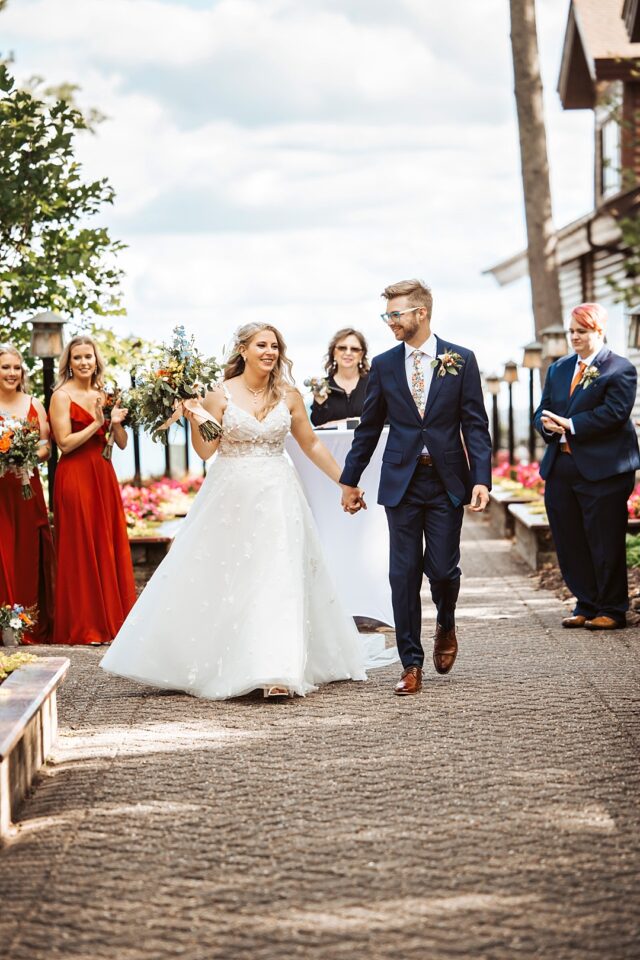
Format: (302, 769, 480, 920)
(411, 349, 426, 416)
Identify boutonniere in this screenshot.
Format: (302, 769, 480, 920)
(431, 350, 464, 378)
(581, 365, 600, 390)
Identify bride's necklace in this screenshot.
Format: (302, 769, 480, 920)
(242, 378, 267, 406)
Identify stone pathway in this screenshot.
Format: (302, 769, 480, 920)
(1, 512, 638, 959)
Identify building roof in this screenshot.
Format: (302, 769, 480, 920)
(484, 188, 640, 285)
(558, 0, 640, 109)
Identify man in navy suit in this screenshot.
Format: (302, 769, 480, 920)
(534, 302, 640, 631)
(340, 279, 492, 695)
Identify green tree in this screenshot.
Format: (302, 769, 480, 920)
(0, 60, 125, 356)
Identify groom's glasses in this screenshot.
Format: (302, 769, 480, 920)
(380, 307, 422, 324)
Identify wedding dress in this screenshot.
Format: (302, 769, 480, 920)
(101, 390, 370, 699)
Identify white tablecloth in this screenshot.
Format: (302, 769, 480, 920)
(285, 428, 394, 626)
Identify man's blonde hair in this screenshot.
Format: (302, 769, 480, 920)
(381, 279, 433, 319)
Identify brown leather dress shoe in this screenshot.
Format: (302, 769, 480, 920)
(584, 616, 626, 630)
(394, 666, 422, 695)
(433, 623, 458, 675)
(562, 615, 587, 628)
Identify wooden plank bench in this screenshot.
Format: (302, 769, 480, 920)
(508, 505, 640, 571)
(128, 517, 183, 567)
(0, 656, 69, 841)
(488, 487, 542, 539)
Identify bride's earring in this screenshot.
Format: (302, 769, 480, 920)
(68, 368, 73, 378)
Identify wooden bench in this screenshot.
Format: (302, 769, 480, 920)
(508, 506, 640, 571)
(488, 487, 542, 539)
(0, 657, 69, 840)
(128, 517, 183, 567)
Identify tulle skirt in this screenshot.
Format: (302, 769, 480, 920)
(101, 453, 368, 699)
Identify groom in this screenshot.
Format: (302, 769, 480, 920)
(340, 279, 492, 695)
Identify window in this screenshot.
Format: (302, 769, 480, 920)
(599, 82, 623, 200)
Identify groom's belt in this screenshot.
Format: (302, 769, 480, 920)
(417, 455, 434, 466)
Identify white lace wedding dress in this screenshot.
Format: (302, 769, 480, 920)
(101, 390, 368, 699)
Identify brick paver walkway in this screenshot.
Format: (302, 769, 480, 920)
(1, 513, 639, 959)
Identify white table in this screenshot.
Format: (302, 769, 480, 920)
(286, 427, 394, 626)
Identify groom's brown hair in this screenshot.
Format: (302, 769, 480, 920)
(382, 279, 433, 319)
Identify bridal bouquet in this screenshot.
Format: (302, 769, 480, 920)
(129, 326, 223, 444)
(0, 415, 41, 499)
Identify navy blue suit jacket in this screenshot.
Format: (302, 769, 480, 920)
(534, 347, 640, 481)
(340, 337, 492, 507)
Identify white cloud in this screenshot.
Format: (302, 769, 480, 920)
(1, 0, 592, 389)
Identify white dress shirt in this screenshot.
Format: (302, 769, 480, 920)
(405, 332, 437, 454)
(557, 349, 599, 440)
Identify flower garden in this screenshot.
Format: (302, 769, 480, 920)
(119, 475, 205, 536)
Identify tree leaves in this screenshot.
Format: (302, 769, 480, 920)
(0, 63, 125, 329)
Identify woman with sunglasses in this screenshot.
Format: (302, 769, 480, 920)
(310, 328, 370, 428)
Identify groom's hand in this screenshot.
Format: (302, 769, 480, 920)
(340, 484, 367, 514)
(469, 484, 490, 512)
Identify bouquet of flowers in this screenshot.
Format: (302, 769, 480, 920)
(129, 326, 223, 444)
(101, 382, 121, 461)
(0, 415, 41, 499)
(0, 603, 37, 646)
(304, 376, 331, 401)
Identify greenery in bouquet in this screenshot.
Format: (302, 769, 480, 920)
(0, 603, 38, 645)
(129, 326, 222, 444)
(0, 415, 41, 499)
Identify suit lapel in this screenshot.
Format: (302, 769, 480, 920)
(391, 344, 423, 425)
(566, 347, 610, 413)
(424, 336, 446, 420)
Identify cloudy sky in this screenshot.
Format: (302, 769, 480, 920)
(2, 0, 593, 389)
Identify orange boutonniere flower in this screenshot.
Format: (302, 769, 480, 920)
(431, 350, 465, 378)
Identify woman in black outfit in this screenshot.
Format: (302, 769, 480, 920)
(310, 328, 370, 428)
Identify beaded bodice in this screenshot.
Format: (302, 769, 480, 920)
(218, 391, 291, 458)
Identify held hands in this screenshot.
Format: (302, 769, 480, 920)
(469, 484, 490, 512)
(541, 409, 570, 435)
(340, 484, 367, 515)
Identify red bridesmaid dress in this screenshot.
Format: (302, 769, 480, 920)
(0, 400, 55, 644)
(52, 399, 136, 645)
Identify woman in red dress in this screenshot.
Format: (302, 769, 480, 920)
(49, 335, 136, 645)
(0, 342, 55, 644)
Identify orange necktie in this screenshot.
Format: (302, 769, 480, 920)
(562, 361, 586, 453)
(570, 360, 586, 397)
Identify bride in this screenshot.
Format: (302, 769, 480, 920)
(101, 322, 369, 700)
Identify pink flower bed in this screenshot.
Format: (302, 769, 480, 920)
(119, 475, 205, 530)
(628, 483, 640, 519)
(493, 461, 545, 494)
(494, 468, 640, 521)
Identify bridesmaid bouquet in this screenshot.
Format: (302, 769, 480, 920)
(129, 326, 223, 444)
(0, 415, 41, 499)
(101, 383, 121, 461)
(304, 376, 331, 401)
(0, 603, 37, 646)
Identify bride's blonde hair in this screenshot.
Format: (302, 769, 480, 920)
(224, 323, 295, 415)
